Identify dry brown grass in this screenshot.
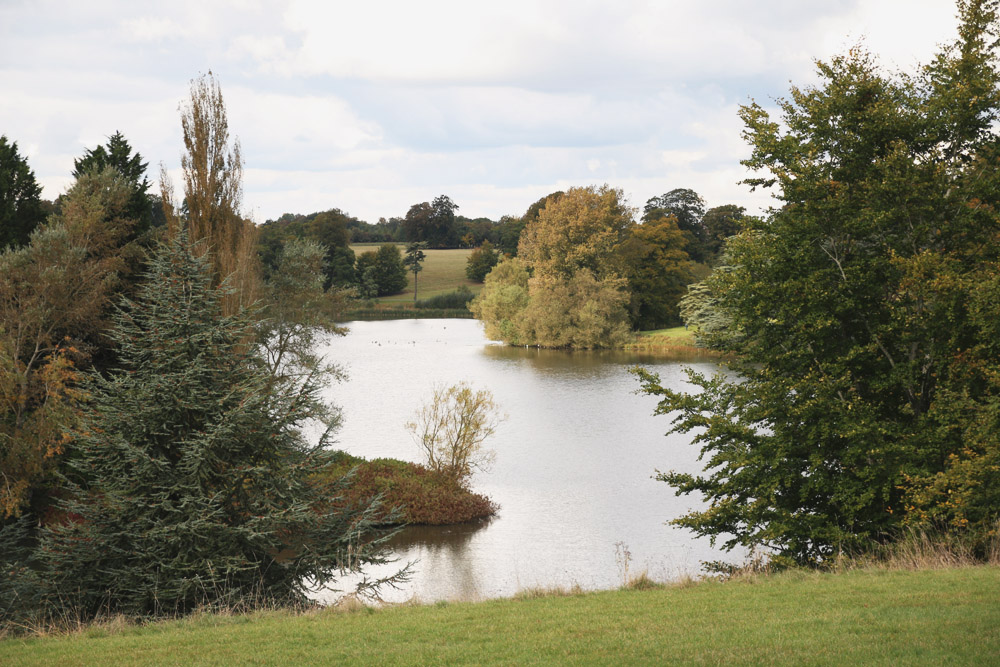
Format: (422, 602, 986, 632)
(843, 527, 1000, 572)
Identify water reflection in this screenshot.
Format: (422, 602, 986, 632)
(386, 520, 493, 602)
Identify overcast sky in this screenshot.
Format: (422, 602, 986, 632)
(1, 0, 962, 224)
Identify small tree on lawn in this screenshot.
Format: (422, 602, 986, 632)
(403, 241, 426, 302)
(406, 382, 505, 485)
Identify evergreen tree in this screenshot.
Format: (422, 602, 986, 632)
(73, 131, 155, 236)
(404, 242, 426, 302)
(0, 135, 45, 250)
(2, 232, 396, 621)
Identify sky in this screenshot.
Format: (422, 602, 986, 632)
(0, 0, 963, 224)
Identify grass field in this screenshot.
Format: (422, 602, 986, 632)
(349, 244, 480, 304)
(636, 326, 696, 343)
(624, 325, 712, 356)
(3, 566, 998, 665)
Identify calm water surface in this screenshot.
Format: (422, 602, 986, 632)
(315, 319, 733, 603)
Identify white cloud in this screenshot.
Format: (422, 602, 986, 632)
(0, 0, 972, 223)
(119, 17, 191, 43)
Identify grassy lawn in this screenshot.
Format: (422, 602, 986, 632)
(624, 325, 706, 355)
(4, 566, 999, 665)
(349, 245, 481, 304)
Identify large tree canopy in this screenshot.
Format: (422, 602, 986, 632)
(355, 243, 407, 296)
(402, 195, 459, 248)
(518, 184, 633, 281)
(257, 208, 356, 288)
(0, 168, 139, 521)
(643, 188, 708, 262)
(620, 214, 694, 329)
(637, 0, 1000, 565)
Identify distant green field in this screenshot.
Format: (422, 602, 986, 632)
(637, 326, 695, 342)
(349, 245, 481, 304)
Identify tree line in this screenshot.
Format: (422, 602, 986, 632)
(253, 182, 743, 319)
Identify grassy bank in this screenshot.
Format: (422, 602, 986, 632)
(4, 566, 998, 664)
(343, 307, 473, 320)
(622, 325, 715, 357)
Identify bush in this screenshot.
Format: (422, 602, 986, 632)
(414, 286, 474, 310)
(319, 453, 498, 525)
(465, 241, 500, 282)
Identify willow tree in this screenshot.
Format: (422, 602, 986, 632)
(161, 71, 259, 315)
(472, 185, 634, 349)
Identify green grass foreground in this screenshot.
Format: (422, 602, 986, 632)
(3, 567, 998, 665)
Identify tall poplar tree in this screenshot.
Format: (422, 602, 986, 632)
(161, 71, 259, 315)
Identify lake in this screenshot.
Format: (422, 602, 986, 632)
(315, 318, 733, 603)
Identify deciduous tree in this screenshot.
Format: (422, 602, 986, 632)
(474, 186, 634, 349)
(643, 188, 708, 262)
(465, 240, 499, 282)
(518, 185, 633, 281)
(519, 270, 632, 349)
(406, 382, 504, 484)
(701, 204, 746, 259)
(0, 168, 137, 520)
(468, 257, 531, 344)
(620, 214, 694, 330)
(636, 0, 1000, 565)
(161, 71, 259, 315)
(355, 244, 407, 296)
